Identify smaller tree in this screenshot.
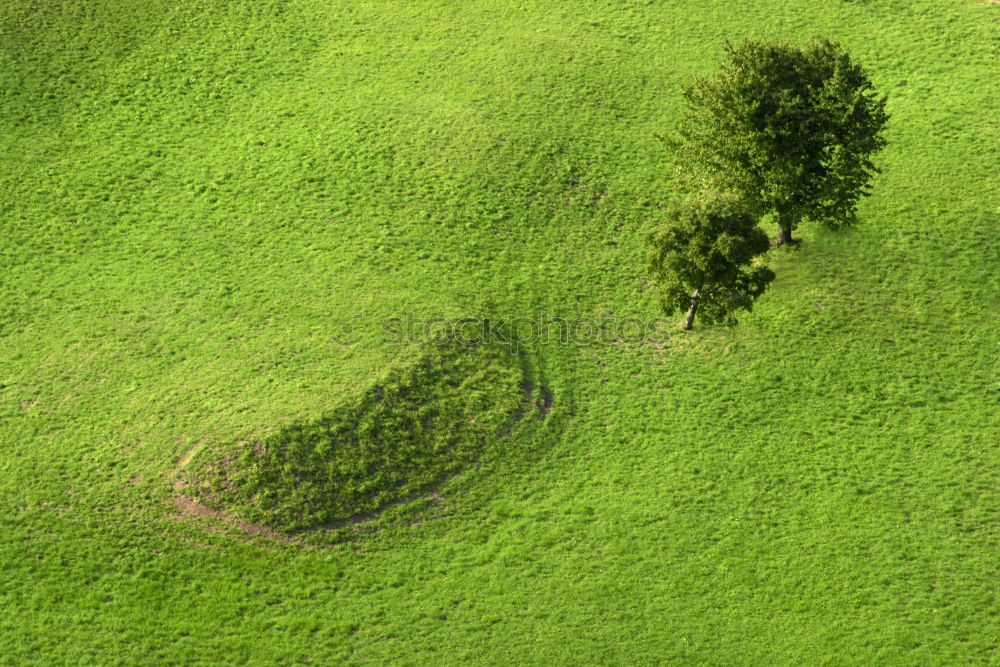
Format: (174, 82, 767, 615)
(647, 193, 774, 330)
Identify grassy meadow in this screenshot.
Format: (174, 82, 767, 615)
(1, 0, 998, 662)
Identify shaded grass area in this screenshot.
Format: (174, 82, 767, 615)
(183, 342, 538, 533)
(0, 0, 998, 662)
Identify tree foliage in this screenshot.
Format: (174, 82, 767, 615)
(647, 193, 774, 330)
(671, 38, 889, 245)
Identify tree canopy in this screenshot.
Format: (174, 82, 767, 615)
(647, 192, 774, 330)
(670, 38, 889, 246)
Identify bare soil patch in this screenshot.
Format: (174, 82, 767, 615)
(170, 495, 300, 545)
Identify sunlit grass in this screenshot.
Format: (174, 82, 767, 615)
(1, 0, 997, 662)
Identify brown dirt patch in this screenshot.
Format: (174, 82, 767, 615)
(171, 495, 300, 545)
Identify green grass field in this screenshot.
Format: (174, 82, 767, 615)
(2, 0, 998, 662)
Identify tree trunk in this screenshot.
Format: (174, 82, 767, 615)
(682, 289, 701, 330)
(776, 224, 794, 247)
(775, 209, 795, 247)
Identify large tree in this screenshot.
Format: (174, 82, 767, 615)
(670, 38, 890, 246)
(647, 192, 774, 330)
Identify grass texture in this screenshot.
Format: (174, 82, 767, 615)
(1, 0, 998, 662)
